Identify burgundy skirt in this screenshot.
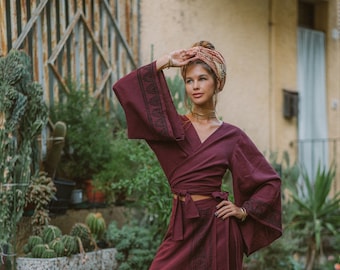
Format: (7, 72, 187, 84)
(149, 197, 244, 270)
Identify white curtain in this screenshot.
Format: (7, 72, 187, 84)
(297, 27, 328, 179)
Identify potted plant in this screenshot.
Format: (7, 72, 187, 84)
(335, 256, 340, 270)
(17, 223, 118, 270)
(49, 81, 116, 203)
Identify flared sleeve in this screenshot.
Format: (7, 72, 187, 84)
(112, 62, 184, 141)
(230, 131, 282, 256)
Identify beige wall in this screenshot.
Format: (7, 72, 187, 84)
(326, 0, 340, 192)
(139, 0, 340, 194)
(139, 0, 298, 158)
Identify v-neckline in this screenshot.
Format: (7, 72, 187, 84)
(183, 115, 224, 144)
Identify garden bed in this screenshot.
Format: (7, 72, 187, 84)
(16, 248, 117, 270)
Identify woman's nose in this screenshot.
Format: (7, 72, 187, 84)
(193, 80, 199, 89)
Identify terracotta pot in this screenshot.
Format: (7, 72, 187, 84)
(85, 180, 105, 203)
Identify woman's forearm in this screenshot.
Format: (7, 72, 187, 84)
(156, 54, 172, 70)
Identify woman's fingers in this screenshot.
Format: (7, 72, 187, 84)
(170, 49, 198, 66)
(215, 201, 241, 220)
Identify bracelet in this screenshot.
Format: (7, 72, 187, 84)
(159, 55, 172, 70)
(167, 55, 173, 68)
(240, 207, 247, 222)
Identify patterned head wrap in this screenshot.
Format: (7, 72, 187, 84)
(181, 46, 227, 91)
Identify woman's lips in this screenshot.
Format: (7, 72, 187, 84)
(192, 93, 203, 98)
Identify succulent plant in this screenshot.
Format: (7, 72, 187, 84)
(85, 212, 106, 241)
(70, 223, 96, 252)
(41, 225, 62, 244)
(61, 235, 79, 256)
(25, 172, 57, 235)
(41, 248, 57, 258)
(0, 49, 48, 253)
(48, 238, 65, 257)
(22, 235, 44, 254)
(31, 244, 49, 258)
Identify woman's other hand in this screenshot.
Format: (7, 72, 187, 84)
(215, 200, 247, 221)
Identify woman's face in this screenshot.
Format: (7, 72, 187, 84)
(184, 63, 217, 108)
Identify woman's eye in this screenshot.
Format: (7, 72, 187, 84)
(185, 79, 192, 84)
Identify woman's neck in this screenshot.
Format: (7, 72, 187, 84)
(190, 109, 217, 121)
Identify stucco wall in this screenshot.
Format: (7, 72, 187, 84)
(139, 0, 298, 157)
(326, 0, 340, 192)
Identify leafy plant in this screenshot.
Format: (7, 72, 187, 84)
(127, 139, 172, 236)
(93, 130, 140, 204)
(244, 229, 304, 270)
(105, 221, 160, 270)
(288, 164, 340, 270)
(50, 81, 115, 182)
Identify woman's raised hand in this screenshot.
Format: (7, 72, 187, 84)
(169, 48, 198, 67)
(156, 47, 198, 70)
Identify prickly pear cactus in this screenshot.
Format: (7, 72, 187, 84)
(70, 223, 96, 252)
(0, 50, 48, 257)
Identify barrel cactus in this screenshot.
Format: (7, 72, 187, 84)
(41, 248, 57, 258)
(70, 223, 95, 252)
(85, 212, 106, 241)
(61, 235, 79, 256)
(31, 244, 49, 258)
(22, 235, 44, 254)
(41, 225, 62, 244)
(49, 238, 65, 257)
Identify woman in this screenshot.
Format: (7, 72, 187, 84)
(113, 41, 282, 270)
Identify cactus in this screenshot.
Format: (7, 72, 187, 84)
(0, 49, 48, 256)
(70, 223, 95, 252)
(22, 235, 43, 254)
(25, 172, 57, 235)
(61, 235, 79, 256)
(41, 248, 57, 258)
(31, 244, 49, 258)
(49, 238, 65, 257)
(44, 121, 67, 178)
(41, 225, 62, 244)
(85, 212, 106, 241)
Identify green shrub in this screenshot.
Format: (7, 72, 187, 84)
(49, 80, 115, 182)
(106, 221, 160, 270)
